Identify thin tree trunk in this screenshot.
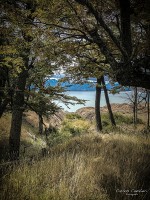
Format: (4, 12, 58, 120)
(39, 114, 43, 134)
(147, 90, 150, 128)
(95, 78, 102, 132)
(133, 87, 137, 125)
(102, 76, 116, 126)
(9, 69, 28, 160)
(135, 87, 138, 124)
(133, 106, 136, 125)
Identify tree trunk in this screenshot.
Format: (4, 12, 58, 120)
(119, 0, 132, 58)
(95, 78, 102, 132)
(135, 87, 138, 124)
(9, 69, 28, 160)
(39, 114, 43, 134)
(0, 98, 10, 118)
(102, 76, 116, 126)
(147, 90, 150, 128)
(133, 87, 138, 125)
(0, 67, 9, 117)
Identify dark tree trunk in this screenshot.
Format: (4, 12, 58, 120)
(75, 0, 150, 89)
(39, 114, 43, 134)
(8, 1, 35, 160)
(119, 0, 132, 58)
(133, 87, 138, 125)
(95, 78, 102, 132)
(0, 67, 10, 117)
(102, 76, 116, 126)
(0, 98, 10, 118)
(135, 88, 138, 124)
(9, 69, 28, 160)
(147, 90, 150, 128)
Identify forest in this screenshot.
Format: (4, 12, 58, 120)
(0, 0, 150, 200)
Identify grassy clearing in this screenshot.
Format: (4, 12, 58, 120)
(1, 133, 150, 200)
(0, 112, 150, 200)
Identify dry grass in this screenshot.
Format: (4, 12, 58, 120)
(1, 133, 150, 200)
(0, 114, 12, 161)
(0, 113, 47, 161)
(0, 111, 150, 200)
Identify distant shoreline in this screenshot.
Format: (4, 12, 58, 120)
(58, 91, 132, 112)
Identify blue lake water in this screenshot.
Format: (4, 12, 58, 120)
(55, 91, 131, 112)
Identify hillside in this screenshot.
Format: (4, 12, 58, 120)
(0, 105, 150, 200)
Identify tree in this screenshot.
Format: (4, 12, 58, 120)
(37, 0, 149, 130)
(101, 76, 116, 126)
(6, 1, 37, 160)
(95, 77, 103, 131)
(125, 88, 147, 125)
(47, 0, 149, 89)
(1, 0, 84, 159)
(147, 90, 150, 128)
(58, 42, 115, 131)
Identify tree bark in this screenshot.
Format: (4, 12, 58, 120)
(102, 76, 116, 126)
(9, 69, 28, 160)
(147, 90, 150, 128)
(39, 114, 43, 134)
(95, 78, 102, 132)
(133, 87, 138, 125)
(119, 0, 132, 58)
(0, 98, 10, 118)
(0, 67, 10, 117)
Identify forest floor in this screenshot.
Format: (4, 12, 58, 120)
(0, 103, 150, 200)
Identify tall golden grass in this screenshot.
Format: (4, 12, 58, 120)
(1, 133, 150, 200)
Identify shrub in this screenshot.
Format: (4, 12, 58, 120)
(114, 113, 143, 124)
(46, 116, 91, 147)
(65, 113, 82, 120)
(46, 130, 71, 147)
(101, 112, 143, 127)
(61, 118, 90, 137)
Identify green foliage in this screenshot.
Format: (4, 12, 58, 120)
(101, 112, 143, 127)
(114, 113, 133, 124)
(114, 113, 143, 124)
(46, 129, 71, 147)
(61, 115, 90, 136)
(100, 112, 144, 133)
(46, 114, 90, 146)
(61, 122, 81, 137)
(65, 113, 82, 120)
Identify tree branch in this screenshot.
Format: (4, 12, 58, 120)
(75, 0, 128, 58)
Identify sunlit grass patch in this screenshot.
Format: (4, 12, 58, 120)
(46, 114, 92, 147)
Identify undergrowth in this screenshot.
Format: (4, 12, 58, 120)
(46, 113, 90, 147)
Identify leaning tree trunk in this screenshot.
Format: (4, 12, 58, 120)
(95, 78, 102, 132)
(101, 76, 116, 126)
(9, 69, 28, 160)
